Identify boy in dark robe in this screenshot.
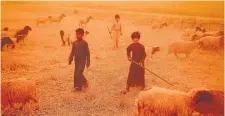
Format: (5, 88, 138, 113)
(126, 31, 146, 92)
(68, 28, 90, 91)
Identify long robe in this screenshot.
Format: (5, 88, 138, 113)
(111, 20, 122, 48)
(127, 43, 146, 87)
(69, 39, 90, 88)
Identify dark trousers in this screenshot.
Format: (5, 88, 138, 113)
(74, 60, 88, 88)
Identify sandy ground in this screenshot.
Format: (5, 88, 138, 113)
(1, 2, 224, 116)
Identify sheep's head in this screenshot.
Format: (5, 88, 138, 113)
(151, 47, 160, 55)
(187, 88, 224, 115)
(88, 16, 93, 20)
(61, 14, 66, 18)
(24, 26, 32, 31)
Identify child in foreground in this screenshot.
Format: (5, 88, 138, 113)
(68, 28, 90, 91)
(126, 31, 146, 92)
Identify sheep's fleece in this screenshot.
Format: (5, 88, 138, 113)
(135, 86, 224, 116)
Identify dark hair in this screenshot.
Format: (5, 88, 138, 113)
(115, 14, 120, 19)
(76, 28, 84, 34)
(3, 27, 8, 31)
(131, 31, 141, 39)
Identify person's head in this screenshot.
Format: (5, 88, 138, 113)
(115, 14, 120, 22)
(3, 27, 8, 31)
(76, 28, 84, 40)
(131, 31, 141, 43)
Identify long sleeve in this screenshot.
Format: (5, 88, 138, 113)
(68, 43, 75, 64)
(86, 42, 90, 66)
(120, 23, 122, 33)
(127, 44, 132, 59)
(140, 46, 146, 62)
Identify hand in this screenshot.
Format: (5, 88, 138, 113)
(86, 63, 90, 68)
(138, 62, 143, 66)
(128, 57, 132, 61)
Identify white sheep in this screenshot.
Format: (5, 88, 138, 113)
(167, 40, 200, 57)
(182, 26, 202, 37)
(79, 16, 93, 28)
(203, 31, 224, 37)
(36, 16, 52, 25)
(198, 35, 224, 50)
(1, 78, 38, 115)
(50, 14, 66, 23)
(135, 86, 224, 116)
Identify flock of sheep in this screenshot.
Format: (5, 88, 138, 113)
(168, 26, 224, 58)
(1, 10, 224, 116)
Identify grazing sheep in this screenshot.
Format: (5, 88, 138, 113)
(79, 16, 93, 28)
(198, 35, 224, 50)
(151, 22, 167, 30)
(15, 26, 32, 44)
(168, 40, 200, 57)
(50, 14, 66, 23)
(150, 47, 160, 58)
(36, 16, 52, 25)
(1, 27, 15, 50)
(203, 31, 224, 37)
(1, 78, 38, 115)
(182, 26, 202, 37)
(135, 86, 224, 116)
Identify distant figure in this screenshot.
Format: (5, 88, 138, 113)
(126, 31, 146, 92)
(68, 28, 90, 91)
(1, 27, 15, 50)
(110, 14, 122, 49)
(60, 30, 66, 46)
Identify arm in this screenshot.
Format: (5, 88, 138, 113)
(86, 42, 90, 68)
(68, 43, 75, 65)
(120, 23, 122, 35)
(126, 45, 132, 61)
(111, 24, 115, 33)
(140, 45, 147, 63)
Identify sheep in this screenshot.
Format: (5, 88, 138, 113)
(1, 27, 15, 50)
(182, 26, 202, 37)
(15, 26, 32, 45)
(36, 16, 52, 25)
(50, 14, 66, 23)
(79, 16, 93, 28)
(135, 86, 224, 116)
(150, 47, 160, 58)
(167, 40, 200, 57)
(203, 31, 224, 37)
(1, 78, 38, 115)
(198, 35, 224, 51)
(151, 22, 167, 30)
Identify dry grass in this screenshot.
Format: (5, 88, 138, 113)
(1, 1, 224, 116)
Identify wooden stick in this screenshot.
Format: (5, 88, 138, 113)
(131, 60, 174, 86)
